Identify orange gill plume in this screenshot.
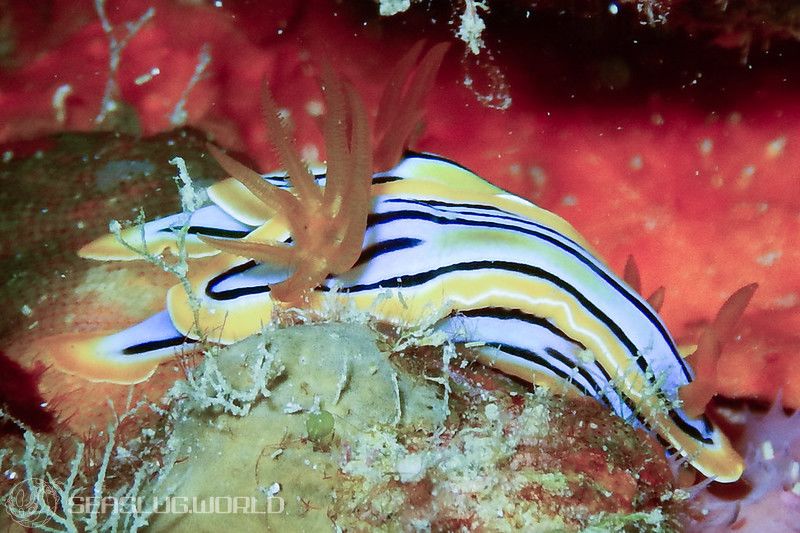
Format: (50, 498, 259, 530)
(203, 68, 371, 304)
(202, 42, 449, 303)
(373, 41, 450, 171)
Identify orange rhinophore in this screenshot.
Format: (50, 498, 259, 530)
(622, 255, 665, 312)
(680, 283, 759, 417)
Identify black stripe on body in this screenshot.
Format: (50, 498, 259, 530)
(264, 173, 327, 186)
(493, 343, 595, 398)
(450, 307, 630, 420)
(202, 238, 423, 301)
(264, 173, 393, 188)
(457, 307, 587, 351)
(340, 258, 711, 444)
(123, 336, 197, 356)
(384, 197, 594, 259)
(366, 208, 692, 382)
(206, 260, 270, 300)
(372, 151, 482, 185)
(342, 259, 640, 361)
(402, 150, 479, 174)
(434, 202, 708, 436)
(543, 346, 607, 397)
(190, 186, 709, 442)
(372, 175, 404, 184)
(500, 343, 711, 446)
(353, 237, 423, 268)
(385, 197, 581, 242)
(568, 338, 715, 444)
(161, 226, 252, 239)
(537, 344, 647, 430)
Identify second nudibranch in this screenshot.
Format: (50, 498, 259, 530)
(54, 150, 743, 483)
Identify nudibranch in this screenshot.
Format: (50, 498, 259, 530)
(42, 43, 744, 482)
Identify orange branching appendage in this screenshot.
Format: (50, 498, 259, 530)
(679, 283, 759, 417)
(200, 43, 450, 303)
(202, 67, 372, 304)
(373, 41, 450, 171)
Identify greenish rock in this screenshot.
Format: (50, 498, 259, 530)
(306, 410, 334, 442)
(151, 322, 447, 533)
